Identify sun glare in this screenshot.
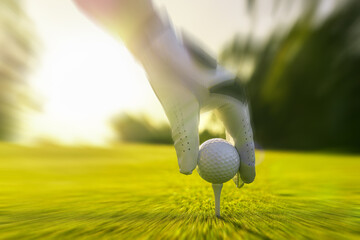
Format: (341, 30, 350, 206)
(27, 34, 163, 145)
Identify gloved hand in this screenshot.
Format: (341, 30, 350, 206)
(72, 0, 255, 185)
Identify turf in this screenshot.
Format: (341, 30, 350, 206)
(0, 143, 359, 239)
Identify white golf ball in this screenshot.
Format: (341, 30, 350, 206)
(197, 138, 240, 184)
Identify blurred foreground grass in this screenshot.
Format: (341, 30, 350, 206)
(0, 143, 359, 239)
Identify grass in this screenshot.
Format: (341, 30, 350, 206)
(0, 143, 359, 239)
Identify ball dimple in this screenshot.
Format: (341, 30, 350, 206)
(197, 138, 240, 184)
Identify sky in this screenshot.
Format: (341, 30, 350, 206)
(22, 0, 335, 145)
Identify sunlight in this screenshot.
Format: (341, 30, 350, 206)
(28, 34, 162, 144)
(43, 37, 143, 118)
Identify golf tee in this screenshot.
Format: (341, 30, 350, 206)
(212, 183, 223, 217)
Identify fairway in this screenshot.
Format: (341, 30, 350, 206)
(0, 143, 359, 239)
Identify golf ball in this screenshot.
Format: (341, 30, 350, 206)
(197, 138, 240, 184)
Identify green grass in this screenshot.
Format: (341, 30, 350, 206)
(0, 143, 359, 239)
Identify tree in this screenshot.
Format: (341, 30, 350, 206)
(221, 0, 360, 151)
(0, 0, 39, 140)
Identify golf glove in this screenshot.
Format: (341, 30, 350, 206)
(73, 0, 256, 185)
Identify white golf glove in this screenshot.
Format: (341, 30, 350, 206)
(73, 0, 255, 185)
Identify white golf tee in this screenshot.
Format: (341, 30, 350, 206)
(212, 183, 223, 217)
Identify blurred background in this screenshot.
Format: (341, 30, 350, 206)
(1, 1, 359, 239)
(1, 0, 359, 151)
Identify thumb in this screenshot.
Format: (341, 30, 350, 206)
(215, 98, 256, 184)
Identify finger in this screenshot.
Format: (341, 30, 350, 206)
(166, 99, 200, 175)
(215, 97, 256, 183)
(149, 77, 200, 175)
